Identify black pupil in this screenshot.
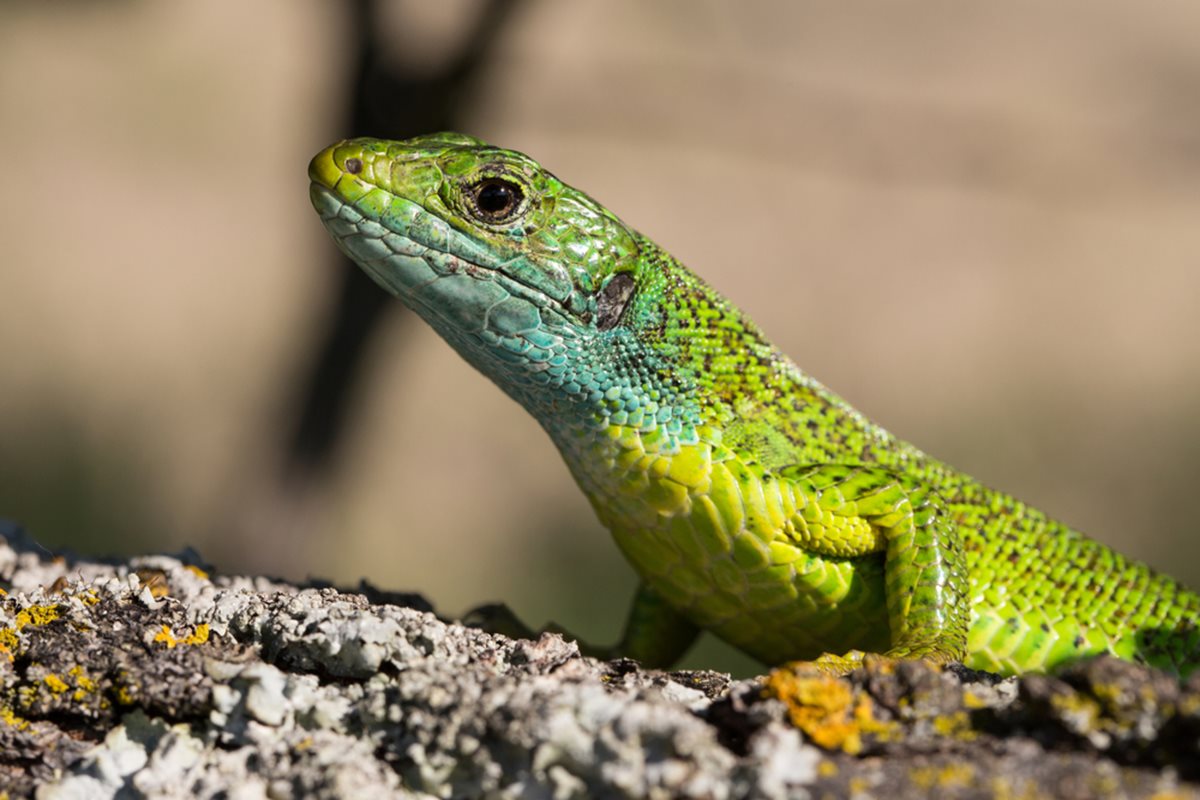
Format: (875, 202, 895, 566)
(476, 180, 519, 218)
(345, 157, 362, 174)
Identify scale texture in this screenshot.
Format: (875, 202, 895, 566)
(308, 133, 1200, 677)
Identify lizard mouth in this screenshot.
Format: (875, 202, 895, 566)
(310, 183, 575, 338)
(310, 184, 493, 290)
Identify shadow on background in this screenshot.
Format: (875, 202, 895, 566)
(220, 0, 523, 577)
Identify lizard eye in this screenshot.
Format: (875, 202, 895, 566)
(595, 273, 635, 330)
(467, 177, 525, 224)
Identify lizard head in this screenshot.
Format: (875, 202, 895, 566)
(308, 133, 693, 430)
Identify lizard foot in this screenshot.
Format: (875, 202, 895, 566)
(780, 644, 962, 677)
(788, 650, 891, 677)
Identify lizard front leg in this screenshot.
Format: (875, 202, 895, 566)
(777, 464, 970, 673)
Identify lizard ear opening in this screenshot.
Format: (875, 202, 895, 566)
(595, 272, 635, 330)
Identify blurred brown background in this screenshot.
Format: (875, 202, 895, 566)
(2, 1, 1198, 674)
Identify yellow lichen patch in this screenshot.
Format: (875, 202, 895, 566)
(80, 589, 101, 606)
(16, 684, 38, 708)
(910, 763, 977, 792)
(961, 689, 989, 710)
(115, 685, 136, 706)
(932, 711, 977, 741)
(817, 760, 838, 778)
(43, 674, 69, 694)
(1, 604, 63, 661)
(184, 623, 210, 646)
(112, 671, 137, 706)
(154, 625, 178, 648)
(765, 668, 878, 754)
(0, 706, 29, 731)
(154, 623, 210, 649)
(68, 665, 99, 701)
(0, 628, 18, 661)
(15, 604, 61, 629)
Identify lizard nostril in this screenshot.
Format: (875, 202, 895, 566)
(345, 157, 363, 175)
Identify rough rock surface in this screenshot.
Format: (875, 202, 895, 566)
(0, 522, 1196, 799)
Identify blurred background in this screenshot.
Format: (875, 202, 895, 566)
(2, 1, 1198, 675)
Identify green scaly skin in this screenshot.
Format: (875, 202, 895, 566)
(308, 133, 1200, 677)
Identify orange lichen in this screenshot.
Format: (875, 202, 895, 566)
(764, 668, 889, 754)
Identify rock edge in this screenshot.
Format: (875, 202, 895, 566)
(0, 524, 1196, 799)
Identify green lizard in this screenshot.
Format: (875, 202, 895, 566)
(308, 133, 1200, 677)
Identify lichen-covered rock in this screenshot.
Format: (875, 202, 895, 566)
(0, 522, 1196, 799)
